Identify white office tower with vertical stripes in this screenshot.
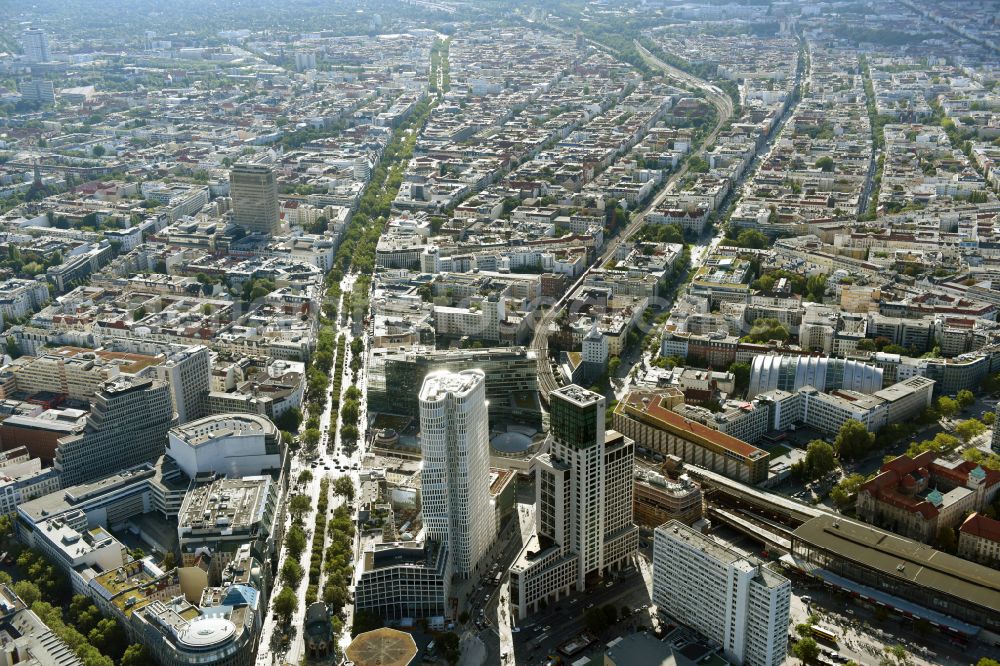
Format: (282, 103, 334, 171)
(419, 369, 495, 578)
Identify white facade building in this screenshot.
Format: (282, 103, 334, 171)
(653, 520, 791, 666)
(153, 344, 211, 424)
(582, 325, 609, 367)
(21, 29, 50, 63)
(0, 278, 50, 320)
(166, 413, 282, 479)
(418, 369, 495, 578)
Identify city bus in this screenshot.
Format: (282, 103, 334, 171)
(810, 626, 838, 644)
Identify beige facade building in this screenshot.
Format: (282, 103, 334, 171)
(958, 512, 1000, 566)
(230, 163, 280, 235)
(633, 468, 703, 528)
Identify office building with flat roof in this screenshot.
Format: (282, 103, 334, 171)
(20, 29, 49, 63)
(177, 476, 278, 570)
(633, 468, 703, 528)
(166, 413, 282, 479)
(230, 163, 280, 236)
(353, 540, 451, 623)
(368, 346, 541, 425)
(509, 386, 638, 619)
(153, 345, 211, 425)
(54, 376, 177, 487)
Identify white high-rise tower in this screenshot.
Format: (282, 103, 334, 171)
(419, 369, 494, 578)
(21, 29, 50, 63)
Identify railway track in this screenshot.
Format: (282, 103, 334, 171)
(532, 40, 735, 404)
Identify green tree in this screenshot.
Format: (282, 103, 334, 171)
(876, 422, 912, 449)
(437, 632, 461, 665)
(341, 399, 360, 424)
(729, 362, 751, 393)
(12, 580, 40, 607)
(805, 274, 827, 301)
(956, 389, 976, 410)
(985, 411, 997, 426)
(743, 317, 790, 343)
(815, 156, 835, 172)
(298, 469, 313, 485)
(272, 586, 297, 622)
(792, 637, 821, 664)
(121, 644, 151, 666)
(284, 524, 307, 558)
(323, 583, 348, 609)
(281, 558, 303, 586)
(584, 606, 606, 633)
(87, 617, 127, 659)
(289, 494, 311, 520)
(735, 229, 768, 249)
(92, 145, 105, 157)
(352, 609, 383, 636)
(856, 338, 877, 352)
(835, 419, 875, 460)
(955, 419, 986, 444)
(341, 423, 359, 441)
(937, 526, 957, 553)
(937, 396, 959, 418)
(31, 600, 115, 666)
(313, 350, 333, 375)
(802, 440, 837, 479)
(334, 476, 355, 501)
(602, 604, 618, 625)
(830, 473, 867, 508)
(982, 373, 1000, 394)
(302, 428, 321, 448)
(881, 644, 910, 666)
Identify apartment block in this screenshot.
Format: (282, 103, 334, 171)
(653, 520, 790, 666)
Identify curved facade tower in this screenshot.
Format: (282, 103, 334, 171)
(419, 369, 494, 578)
